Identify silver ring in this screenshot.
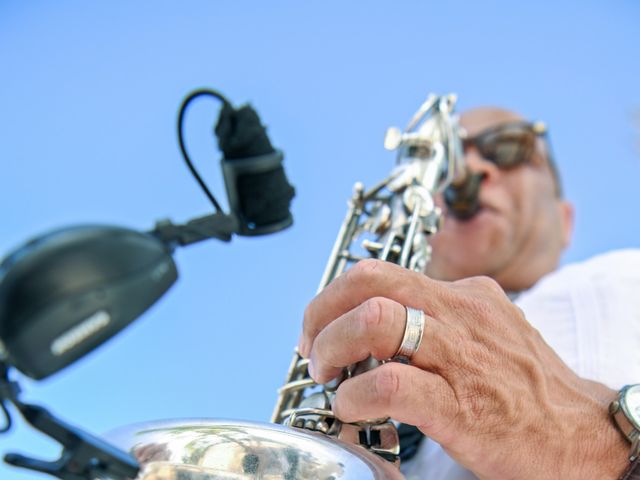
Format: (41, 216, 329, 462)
(393, 307, 425, 362)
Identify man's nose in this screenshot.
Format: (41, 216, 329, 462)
(464, 147, 501, 183)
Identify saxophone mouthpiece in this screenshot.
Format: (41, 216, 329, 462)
(444, 172, 485, 220)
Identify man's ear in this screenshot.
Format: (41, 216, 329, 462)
(559, 200, 575, 248)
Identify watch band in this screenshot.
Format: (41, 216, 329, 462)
(621, 456, 640, 480)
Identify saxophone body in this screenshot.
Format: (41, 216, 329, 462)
(105, 94, 466, 479)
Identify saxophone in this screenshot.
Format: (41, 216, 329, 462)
(270, 93, 467, 460)
(106, 94, 470, 479)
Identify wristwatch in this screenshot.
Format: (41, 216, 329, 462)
(610, 385, 640, 479)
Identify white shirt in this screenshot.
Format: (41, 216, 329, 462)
(402, 249, 640, 480)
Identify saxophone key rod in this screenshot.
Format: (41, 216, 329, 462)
(399, 195, 424, 269)
(318, 183, 365, 291)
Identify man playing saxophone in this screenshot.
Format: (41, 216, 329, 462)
(298, 106, 640, 479)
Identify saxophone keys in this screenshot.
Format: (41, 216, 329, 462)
(403, 185, 435, 216)
(384, 127, 403, 151)
(315, 420, 330, 434)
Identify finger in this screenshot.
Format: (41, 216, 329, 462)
(309, 298, 461, 384)
(300, 259, 447, 357)
(308, 297, 406, 384)
(333, 362, 458, 441)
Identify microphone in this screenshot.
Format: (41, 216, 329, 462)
(0, 89, 295, 381)
(216, 102, 295, 236)
(0, 87, 296, 480)
(174, 89, 295, 238)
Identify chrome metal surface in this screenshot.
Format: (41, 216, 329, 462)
(105, 419, 404, 479)
(393, 307, 425, 362)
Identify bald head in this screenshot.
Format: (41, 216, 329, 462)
(460, 106, 525, 135)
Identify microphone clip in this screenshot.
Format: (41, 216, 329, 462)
(0, 363, 139, 480)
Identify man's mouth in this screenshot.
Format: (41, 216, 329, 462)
(445, 201, 499, 223)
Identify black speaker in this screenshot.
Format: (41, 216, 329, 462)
(0, 225, 177, 379)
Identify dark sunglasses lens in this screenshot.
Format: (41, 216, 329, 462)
(477, 128, 536, 168)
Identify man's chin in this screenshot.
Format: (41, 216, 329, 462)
(427, 239, 511, 281)
(426, 261, 492, 282)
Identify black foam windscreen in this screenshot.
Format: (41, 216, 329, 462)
(215, 103, 295, 235)
(215, 103, 274, 159)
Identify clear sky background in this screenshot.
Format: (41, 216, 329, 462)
(1, 1, 639, 478)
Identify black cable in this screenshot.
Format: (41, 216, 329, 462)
(0, 362, 19, 434)
(177, 89, 231, 214)
(0, 401, 12, 433)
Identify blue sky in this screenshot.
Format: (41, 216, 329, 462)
(1, 1, 639, 478)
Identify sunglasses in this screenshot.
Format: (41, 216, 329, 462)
(459, 121, 548, 169)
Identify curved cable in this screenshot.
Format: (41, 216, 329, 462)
(0, 400, 12, 433)
(177, 89, 231, 213)
(0, 362, 17, 434)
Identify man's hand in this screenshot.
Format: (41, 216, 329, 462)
(298, 259, 628, 479)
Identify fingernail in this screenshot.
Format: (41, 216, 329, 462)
(307, 359, 316, 380)
(298, 336, 308, 358)
(330, 396, 340, 417)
